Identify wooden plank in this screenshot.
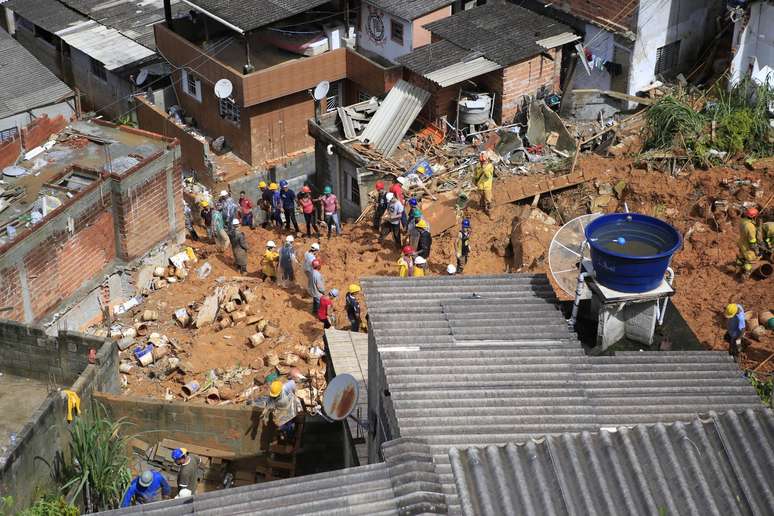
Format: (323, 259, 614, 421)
(160, 438, 236, 459)
(601, 90, 655, 105)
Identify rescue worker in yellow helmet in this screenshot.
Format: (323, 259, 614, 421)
(724, 303, 746, 360)
(473, 152, 494, 216)
(736, 207, 760, 277)
(258, 180, 272, 228)
(264, 379, 301, 440)
(345, 284, 362, 332)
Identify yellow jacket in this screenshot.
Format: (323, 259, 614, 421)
(474, 162, 494, 190)
(412, 267, 425, 277)
(761, 221, 774, 246)
(397, 257, 412, 278)
(738, 218, 759, 261)
(262, 250, 279, 276)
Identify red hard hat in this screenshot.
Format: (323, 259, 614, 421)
(402, 245, 414, 255)
(312, 259, 321, 269)
(745, 207, 759, 218)
(302, 185, 311, 193)
(375, 181, 385, 190)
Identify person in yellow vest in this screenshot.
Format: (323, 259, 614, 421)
(760, 219, 774, 258)
(473, 152, 494, 215)
(736, 207, 760, 277)
(413, 255, 427, 277)
(261, 240, 280, 281)
(397, 245, 414, 277)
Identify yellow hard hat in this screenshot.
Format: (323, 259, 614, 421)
(269, 380, 283, 397)
(724, 304, 738, 318)
(416, 219, 428, 230)
(199, 200, 209, 208)
(348, 284, 361, 294)
(259, 181, 267, 188)
(417, 165, 426, 173)
(269, 182, 278, 191)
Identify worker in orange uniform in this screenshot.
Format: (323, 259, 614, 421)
(736, 207, 760, 277)
(397, 245, 414, 277)
(473, 152, 494, 215)
(261, 240, 279, 281)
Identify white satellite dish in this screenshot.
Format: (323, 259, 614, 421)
(136, 68, 149, 86)
(322, 373, 359, 421)
(214, 78, 234, 99)
(313, 80, 330, 101)
(548, 213, 603, 296)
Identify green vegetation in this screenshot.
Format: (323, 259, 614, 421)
(0, 495, 78, 516)
(646, 95, 706, 150)
(61, 403, 132, 512)
(749, 374, 773, 407)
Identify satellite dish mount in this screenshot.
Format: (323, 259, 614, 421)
(312, 81, 330, 124)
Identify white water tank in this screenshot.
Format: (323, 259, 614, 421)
(324, 23, 345, 50)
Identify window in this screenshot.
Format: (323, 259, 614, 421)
(181, 69, 202, 102)
(326, 81, 341, 112)
(218, 98, 240, 124)
(654, 40, 681, 76)
(390, 19, 404, 45)
(350, 174, 361, 205)
(90, 57, 107, 82)
(0, 127, 19, 143)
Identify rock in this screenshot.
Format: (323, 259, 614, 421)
(282, 353, 300, 366)
(240, 287, 257, 304)
(178, 360, 195, 374)
(528, 208, 556, 226)
(257, 319, 269, 332)
(217, 316, 232, 331)
(231, 310, 247, 322)
(245, 315, 261, 325)
(264, 352, 279, 367)
(248, 333, 265, 347)
(142, 310, 159, 321)
(194, 294, 219, 328)
(263, 324, 281, 338)
(153, 266, 166, 277)
(223, 301, 237, 313)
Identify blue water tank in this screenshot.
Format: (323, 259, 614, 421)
(585, 213, 682, 293)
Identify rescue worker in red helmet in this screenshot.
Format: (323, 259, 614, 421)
(397, 245, 415, 278)
(372, 180, 388, 231)
(308, 258, 326, 314)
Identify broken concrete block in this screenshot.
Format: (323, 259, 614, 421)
(194, 294, 219, 328)
(264, 351, 279, 367)
(240, 287, 257, 304)
(142, 310, 159, 321)
(245, 315, 261, 325)
(231, 310, 247, 322)
(256, 319, 269, 332)
(217, 315, 232, 331)
(282, 353, 300, 366)
(174, 308, 190, 328)
(153, 266, 166, 277)
(248, 333, 265, 348)
(263, 324, 281, 338)
(223, 301, 237, 313)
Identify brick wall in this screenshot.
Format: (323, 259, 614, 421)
(0, 115, 68, 169)
(500, 48, 562, 123)
(548, 0, 638, 30)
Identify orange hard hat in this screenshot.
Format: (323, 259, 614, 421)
(375, 181, 385, 190)
(302, 185, 311, 193)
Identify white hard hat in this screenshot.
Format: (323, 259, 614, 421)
(176, 488, 192, 499)
(414, 256, 427, 265)
(266, 240, 276, 248)
(286, 235, 294, 243)
(220, 190, 228, 197)
(311, 243, 320, 251)
(232, 218, 240, 225)
(385, 192, 395, 201)
(446, 264, 456, 274)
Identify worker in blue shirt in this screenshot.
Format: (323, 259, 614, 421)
(121, 470, 171, 507)
(279, 180, 300, 234)
(724, 303, 746, 360)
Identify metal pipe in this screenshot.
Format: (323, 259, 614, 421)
(657, 267, 674, 326)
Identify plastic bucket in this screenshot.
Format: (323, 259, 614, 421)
(182, 381, 200, 397)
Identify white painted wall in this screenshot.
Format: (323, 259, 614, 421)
(730, 1, 774, 85)
(358, 1, 413, 62)
(629, 0, 721, 94)
(0, 102, 74, 134)
(572, 23, 616, 91)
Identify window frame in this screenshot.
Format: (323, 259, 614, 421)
(181, 69, 202, 102)
(90, 57, 107, 83)
(218, 97, 241, 125)
(654, 40, 681, 76)
(326, 81, 341, 113)
(390, 18, 404, 45)
(0, 127, 19, 143)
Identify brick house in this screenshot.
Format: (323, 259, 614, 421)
(0, 118, 182, 326)
(397, 2, 578, 126)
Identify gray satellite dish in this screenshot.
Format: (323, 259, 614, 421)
(313, 80, 330, 101)
(136, 68, 149, 86)
(3, 165, 28, 177)
(214, 78, 234, 99)
(322, 373, 359, 421)
(548, 213, 602, 296)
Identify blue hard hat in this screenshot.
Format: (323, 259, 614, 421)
(462, 219, 471, 228)
(171, 448, 186, 461)
(279, 179, 288, 188)
(409, 198, 418, 206)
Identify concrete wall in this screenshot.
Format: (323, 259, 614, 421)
(0, 322, 118, 509)
(0, 114, 69, 170)
(13, 19, 69, 81)
(0, 102, 74, 135)
(411, 7, 452, 49)
(359, 2, 414, 63)
(730, 1, 774, 85)
(70, 48, 135, 120)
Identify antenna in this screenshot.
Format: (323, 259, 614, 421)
(214, 79, 234, 100)
(312, 80, 330, 101)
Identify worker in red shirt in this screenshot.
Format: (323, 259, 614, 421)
(389, 177, 404, 204)
(238, 191, 253, 228)
(317, 288, 339, 329)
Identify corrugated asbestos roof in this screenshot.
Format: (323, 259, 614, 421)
(0, 28, 74, 120)
(180, 0, 330, 32)
(450, 408, 774, 516)
(536, 31, 581, 49)
(362, 273, 765, 513)
(366, 0, 455, 21)
(56, 20, 156, 70)
(101, 438, 448, 515)
(4, 0, 88, 34)
(424, 2, 574, 66)
(358, 79, 430, 157)
(424, 57, 502, 88)
(397, 39, 477, 76)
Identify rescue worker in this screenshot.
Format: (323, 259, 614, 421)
(318, 288, 339, 329)
(381, 193, 403, 250)
(372, 181, 388, 230)
(238, 191, 253, 228)
(259, 181, 272, 228)
(230, 219, 248, 274)
(724, 303, 746, 360)
(455, 218, 472, 273)
(270, 183, 283, 228)
(121, 470, 171, 507)
(279, 235, 298, 287)
(303, 243, 321, 288)
(389, 177, 404, 204)
(407, 208, 422, 250)
(212, 203, 230, 252)
(220, 190, 238, 234)
(309, 258, 325, 314)
(297, 186, 320, 238)
(446, 264, 457, 275)
(265, 380, 301, 441)
(279, 180, 300, 234)
(473, 152, 494, 215)
(261, 240, 279, 281)
(199, 201, 213, 241)
(184, 202, 198, 241)
(397, 245, 414, 278)
(736, 207, 760, 277)
(171, 448, 200, 496)
(345, 284, 361, 332)
(415, 219, 432, 259)
(319, 186, 341, 238)
(413, 255, 427, 276)
(760, 219, 774, 258)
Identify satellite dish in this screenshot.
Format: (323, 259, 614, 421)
(313, 80, 330, 101)
(214, 78, 233, 99)
(548, 213, 603, 296)
(3, 165, 28, 177)
(135, 68, 149, 86)
(322, 373, 359, 421)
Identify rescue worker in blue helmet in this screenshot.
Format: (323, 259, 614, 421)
(121, 470, 171, 507)
(455, 219, 472, 273)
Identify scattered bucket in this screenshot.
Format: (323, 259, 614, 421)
(182, 381, 200, 397)
(205, 388, 221, 405)
(152, 346, 170, 361)
(138, 351, 154, 367)
(122, 327, 137, 339)
(142, 310, 159, 321)
(754, 262, 773, 279)
(134, 323, 148, 336)
(117, 337, 134, 351)
(760, 310, 774, 330)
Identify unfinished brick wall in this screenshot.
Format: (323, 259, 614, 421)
(0, 115, 69, 169)
(500, 49, 562, 123)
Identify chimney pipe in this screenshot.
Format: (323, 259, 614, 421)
(163, 0, 172, 26)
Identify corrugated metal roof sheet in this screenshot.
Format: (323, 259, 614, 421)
(56, 20, 156, 70)
(367, 0, 455, 21)
(358, 79, 430, 157)
(4, 0, 88, 34)
(450, 408, 774, 516)
(181, 0, 329, 33)
(536, 31, 581, 49)
(424, 57, 502, 87)
(0, 28, 74, 120)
